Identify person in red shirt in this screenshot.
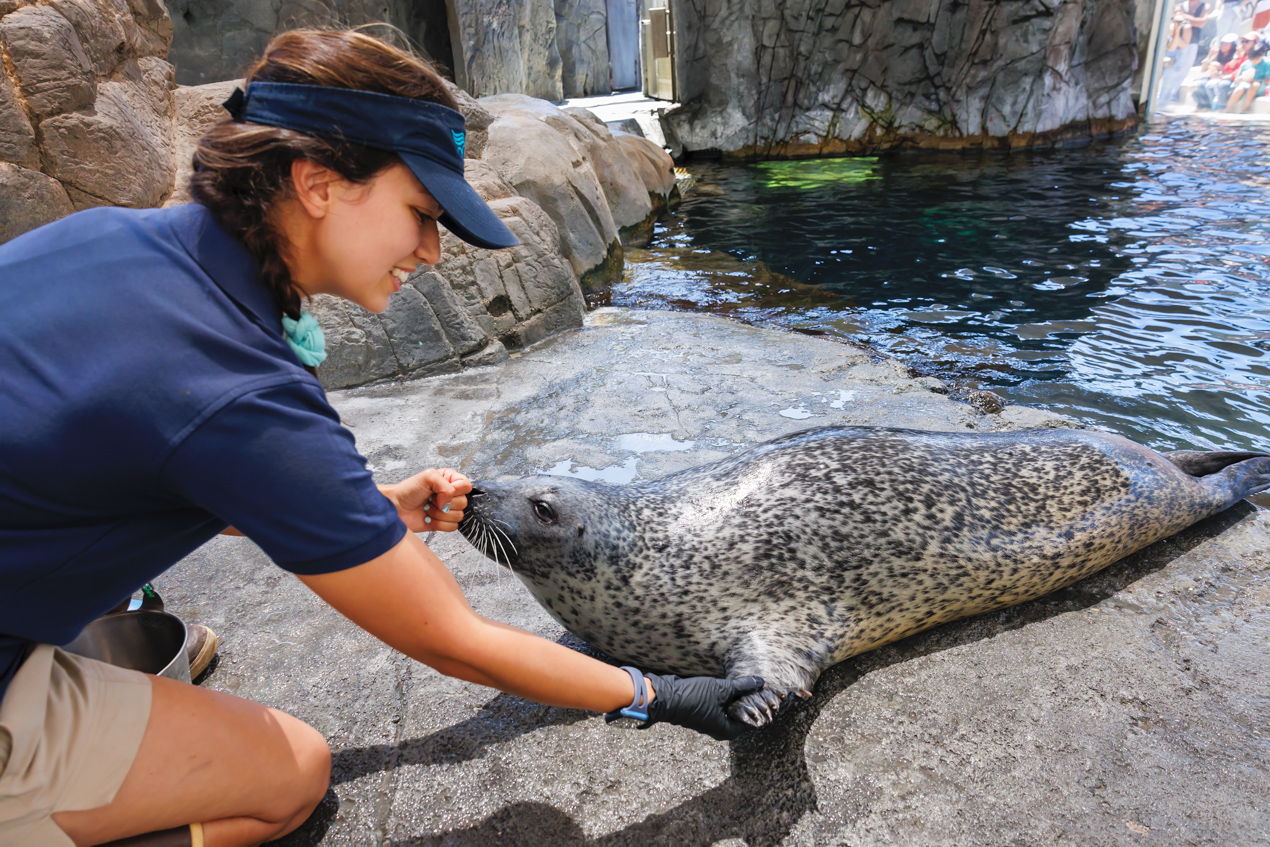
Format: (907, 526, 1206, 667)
(1226, 38, 1270, 111)
(1194, 33, 1252, 107)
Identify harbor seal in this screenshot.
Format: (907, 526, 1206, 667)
(458, 426, 1270, 727)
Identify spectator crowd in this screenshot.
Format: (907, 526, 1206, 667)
(1158, 0, 1270, 113)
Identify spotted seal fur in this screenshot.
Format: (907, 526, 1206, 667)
(459, 426, 1270, 727)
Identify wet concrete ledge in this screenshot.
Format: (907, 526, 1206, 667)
(164, 309, 1270, 845)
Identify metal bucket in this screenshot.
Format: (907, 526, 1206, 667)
(63, 610, 191, 683)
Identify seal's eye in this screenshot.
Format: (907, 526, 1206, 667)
(532, 500, 557, 524)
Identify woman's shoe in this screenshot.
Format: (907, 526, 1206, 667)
(185, 624, 218, 680)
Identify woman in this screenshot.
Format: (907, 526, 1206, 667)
(0, 30, 762, 847)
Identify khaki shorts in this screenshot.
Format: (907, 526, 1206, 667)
(0, 645, 152, 847)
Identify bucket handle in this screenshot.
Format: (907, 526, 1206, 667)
(106, 583, 164, 615)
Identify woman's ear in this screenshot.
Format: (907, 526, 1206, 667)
(290, 159, 342, 220)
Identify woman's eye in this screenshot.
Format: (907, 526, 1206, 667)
(415, 208, 436, 224)
(532, 501, 557, 523)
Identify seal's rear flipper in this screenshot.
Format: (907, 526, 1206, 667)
(1164, 450, 1269, 477)
(1196, 455, 1270, 513)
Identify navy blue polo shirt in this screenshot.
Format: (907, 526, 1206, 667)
(0, 204, 406, 699)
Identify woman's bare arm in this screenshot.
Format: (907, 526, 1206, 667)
(296, 532, 642, 712)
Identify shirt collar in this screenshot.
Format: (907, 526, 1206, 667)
(168, 204, 282, 334)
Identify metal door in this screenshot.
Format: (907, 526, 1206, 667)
(607, 0, 640, 90)
(640, 0, 677, 101)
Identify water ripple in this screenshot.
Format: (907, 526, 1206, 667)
(616, 115, 1270, 452)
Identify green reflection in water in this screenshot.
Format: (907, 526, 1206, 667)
(751, 157, 880, 190)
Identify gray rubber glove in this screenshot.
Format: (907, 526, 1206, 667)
(606, 670, 765, 740)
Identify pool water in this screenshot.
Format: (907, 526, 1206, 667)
(615, 115, 1270, 453)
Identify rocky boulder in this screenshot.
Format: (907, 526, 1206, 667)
(665, 0, 1141, 159)
(480, 94, 674, 289)
(0, 62, 38, 169)
(0, 0, 175, 231)
(0, 5, 97, 120)
(0, 163, 75, 243)
(41, 58, 176, 208)
(166, 78, 238, 205)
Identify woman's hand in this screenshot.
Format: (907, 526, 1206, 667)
(614, 673, 766, 740)
(379, 467, 472, 532)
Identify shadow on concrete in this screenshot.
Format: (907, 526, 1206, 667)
(274, 787, 341, 846)
(328, 633, 605, 786)
(328, 693, 592, 786)
(362, 504, 1253, 846)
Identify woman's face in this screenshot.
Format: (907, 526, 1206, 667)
(304, 162, 443, 313)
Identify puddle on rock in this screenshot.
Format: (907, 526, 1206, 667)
(828, 390, 856, 409)
(618, 432, 696, 453)
(544, 457, 640, 484)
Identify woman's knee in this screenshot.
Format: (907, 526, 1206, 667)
(262, 721, 330, 838)
(289, 719, 332, 810)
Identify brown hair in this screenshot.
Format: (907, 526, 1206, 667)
(189, 30, 457, 320)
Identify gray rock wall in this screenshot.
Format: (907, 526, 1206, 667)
(448, 0, 564, 100)
(665, 0, 1142, 159)
(167, 0, 614, 98)
(166, 0, 434, 84)
(553, 0, 610, 96)
(1131, 0, 1157, 97)
(0, 0, 175, 240)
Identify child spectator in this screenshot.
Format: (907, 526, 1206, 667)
(1194, 33, 1249, 107)
(1203, 31, 1241, 69)
(1225, 38, 1269, 111)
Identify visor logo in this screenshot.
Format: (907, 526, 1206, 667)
(452, 130, 466, 159)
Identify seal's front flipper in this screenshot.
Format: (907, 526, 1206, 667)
(727, 685, 813, 728)
(724, 632, 822, 728)
(729, 686, 786, 727)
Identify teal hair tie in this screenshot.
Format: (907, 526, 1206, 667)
(281, 312, 327, 367)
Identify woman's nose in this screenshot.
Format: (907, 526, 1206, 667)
(415, 219, 441, 265)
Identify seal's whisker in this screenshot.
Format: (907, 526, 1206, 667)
(489, 524, 518, 561)
(477, 522, 501, 580)
(488, 526, 514, 575)
(490, 528, 508, 582)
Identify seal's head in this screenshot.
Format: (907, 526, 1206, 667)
(458, 476, 632, 584)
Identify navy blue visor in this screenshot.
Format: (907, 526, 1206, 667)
(223, 82, 518, 250)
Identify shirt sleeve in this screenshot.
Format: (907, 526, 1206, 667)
(159, 378, 406, 574)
